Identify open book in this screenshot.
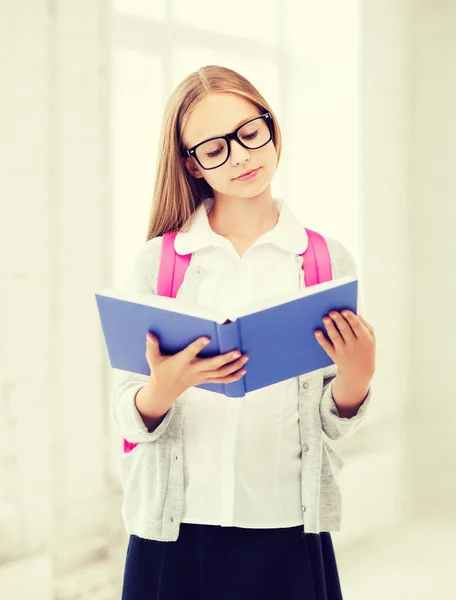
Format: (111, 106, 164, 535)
(95, 276, 358, 398)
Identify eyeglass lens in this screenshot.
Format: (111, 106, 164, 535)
(195, 117, 271, 169)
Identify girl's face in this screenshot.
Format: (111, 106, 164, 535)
(181, 93, 278, 199)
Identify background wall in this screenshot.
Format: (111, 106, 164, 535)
(0, 0, 454, 598)
(407, 0, 456, 519)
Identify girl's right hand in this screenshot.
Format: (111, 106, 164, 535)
(144, 333, 249, 410)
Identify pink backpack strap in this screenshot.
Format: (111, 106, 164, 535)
(301, 228, 332, 285)
(123, 232, 192, 454)
(124, 227, 329, 453)
(157, 231, 192, 297)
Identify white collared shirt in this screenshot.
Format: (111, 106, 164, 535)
(111, 196, 373, 542)
(174, 197, 310, 527)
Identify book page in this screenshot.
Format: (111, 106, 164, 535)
(97, 288, 229, 324)
(227, 276, 356, 320)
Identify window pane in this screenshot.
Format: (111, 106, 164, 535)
(173, 0, 280, 44)
(112, 49, 163, 288)
(113, 0, 166, 21)
(173, 47, 280, 116)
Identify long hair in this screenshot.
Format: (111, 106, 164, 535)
(145, 65, 283, 241)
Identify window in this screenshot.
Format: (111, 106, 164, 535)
(111, 3, 284, 288)
(113, 0, 166, 21)
(111, 49, 163, 288)
(173, 0, 280, 44)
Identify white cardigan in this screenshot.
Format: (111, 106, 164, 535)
(111, 203, 372, 542)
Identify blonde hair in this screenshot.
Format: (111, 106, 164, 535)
(145, 65, 283, 241)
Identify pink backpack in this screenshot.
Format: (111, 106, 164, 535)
(124, 227, 332, 453)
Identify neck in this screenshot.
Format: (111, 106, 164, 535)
(207, 188, 279, 239)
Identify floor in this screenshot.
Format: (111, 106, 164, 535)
(336, 517, 456, 599)
(0, 517, 455, 599)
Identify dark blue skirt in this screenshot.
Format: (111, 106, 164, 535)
(121, 522, 343, 600)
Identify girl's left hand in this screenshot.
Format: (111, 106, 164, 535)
(314, 310, 376, 383)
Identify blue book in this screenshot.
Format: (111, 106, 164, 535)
(95, 276, 358, 398)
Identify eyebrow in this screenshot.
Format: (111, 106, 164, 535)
(199, 114, 260, 144)
(233, 115, 259, 129)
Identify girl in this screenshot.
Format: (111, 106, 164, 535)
(112, 65, 376, 600)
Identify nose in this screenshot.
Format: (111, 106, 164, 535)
(229, 138, 251, 165)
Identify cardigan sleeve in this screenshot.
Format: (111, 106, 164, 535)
(109, 236, 178, 443)
(319, 366, 373, 440)
(318, 237, 373, 440)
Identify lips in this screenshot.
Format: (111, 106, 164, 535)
(234, 168, 259, 180)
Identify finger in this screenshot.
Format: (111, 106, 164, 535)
(202, 355, 249, 378)
(329, 311, 356, 342)
(203, 367, 247, 385)
(322, 316, 344, 346)
(177, 336, 211, 364)
(341, 311, 373, 339)
(358, 314, 375, 337)
(197, 349, 245, 372)
(314, 330, 336, 361)
(339, 311, 364, 338)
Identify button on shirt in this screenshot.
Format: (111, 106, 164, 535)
(173, 197, 309, 528)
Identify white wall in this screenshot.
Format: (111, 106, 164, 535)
(0, 1, 120, 597)
(338, 0, 411, 545)
(407, 0, 456, 517)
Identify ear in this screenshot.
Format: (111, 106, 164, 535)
(183, 157, 205, 179)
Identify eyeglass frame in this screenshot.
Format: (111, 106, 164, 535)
(181, 112, 274, 171)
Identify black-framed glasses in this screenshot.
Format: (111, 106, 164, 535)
(181, 112, 273, 170)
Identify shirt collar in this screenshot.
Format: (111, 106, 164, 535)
(174, 196, 308, 256)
